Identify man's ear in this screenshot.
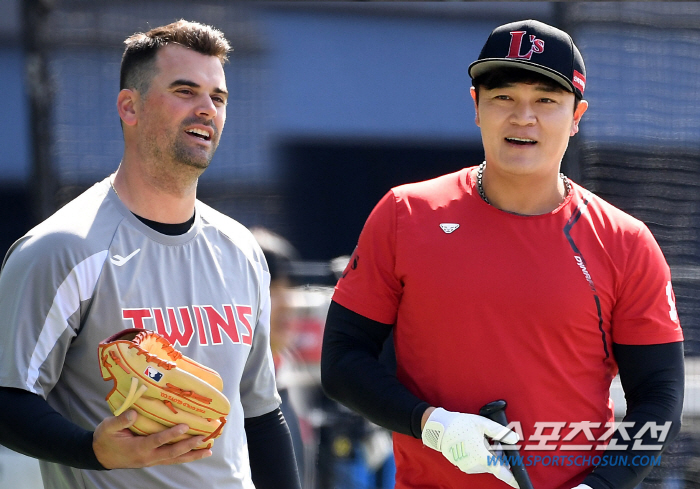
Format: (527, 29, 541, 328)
(117, 89, 139, 127)
(470, 86, 480, 127)
(570, 100, 588, 136)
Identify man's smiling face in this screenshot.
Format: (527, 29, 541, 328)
(472, 81, 585, 179)
(136, 43, 228, 173)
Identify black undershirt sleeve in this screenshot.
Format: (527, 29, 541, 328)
(0, 387, 105, 469)
(245, 408, 302, 489)
(583, 341, 684, 489)
(321, 300, 429, 438)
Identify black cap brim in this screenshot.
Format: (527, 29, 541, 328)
(469, 58, 575, 94)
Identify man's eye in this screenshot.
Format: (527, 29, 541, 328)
(177, 89, 193, 95)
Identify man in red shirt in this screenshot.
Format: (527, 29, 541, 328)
(322, 19, 684, 489)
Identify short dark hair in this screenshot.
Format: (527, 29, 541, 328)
(120, 20, 231, 93)
(250, 227, 299, 283)
(472, 67, 581, 111)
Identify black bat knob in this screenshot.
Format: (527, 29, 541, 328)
(479, 399, 535, 489)
(479, 399, 509, 424)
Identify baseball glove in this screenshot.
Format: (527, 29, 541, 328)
(98, 328, 230, 449)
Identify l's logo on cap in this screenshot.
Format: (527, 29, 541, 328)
(507, 31, 545, 60)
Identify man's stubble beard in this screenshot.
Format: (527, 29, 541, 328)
(171, 134, 219, 171)
(145, 125, 220, 178)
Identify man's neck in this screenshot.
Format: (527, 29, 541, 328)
(111, 161, 199, 224)
(478, 163, 569, 216)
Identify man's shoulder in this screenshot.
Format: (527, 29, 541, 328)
(391, 167, 471, 203)
(196, 200, 255, 240)
(4, 178, 121, 268)
(196, 201, 264, 261)
(574, 184, 646, 233)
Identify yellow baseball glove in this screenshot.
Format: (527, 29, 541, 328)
(98, 328, 230, 449)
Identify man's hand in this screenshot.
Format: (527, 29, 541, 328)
(93, 410, 212, 469)
(421, 407, 520, 487)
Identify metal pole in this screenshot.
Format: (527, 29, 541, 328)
(23, 0, 57, 224)
(552, 2, 583, 185)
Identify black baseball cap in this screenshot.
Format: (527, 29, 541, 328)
(468, 19, 586, 98)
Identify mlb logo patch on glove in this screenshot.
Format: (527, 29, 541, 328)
(98, 328, 230, 450)
(145, 366, 164, 382)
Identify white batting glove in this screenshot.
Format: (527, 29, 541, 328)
(422, 407, 520, 488)
(571, 485, 593, 489)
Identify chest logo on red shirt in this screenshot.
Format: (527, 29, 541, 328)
(439, 223, 460, 234)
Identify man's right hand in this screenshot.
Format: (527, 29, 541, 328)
(421, 407, 520, 488)
(93, 410, 212, 469)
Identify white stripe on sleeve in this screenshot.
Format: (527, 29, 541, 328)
(25, 250, 109, 392)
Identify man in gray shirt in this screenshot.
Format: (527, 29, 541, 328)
(0, 20, 301, 489)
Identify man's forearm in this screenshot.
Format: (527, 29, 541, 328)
(245, 408, 301, 489)
(0, 387, 104, 469)
(321, 300, 429, 438)
(583, 342, 684, 489)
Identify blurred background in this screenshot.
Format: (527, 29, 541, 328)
(1, 1, 699, 488)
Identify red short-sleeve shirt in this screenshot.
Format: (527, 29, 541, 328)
(333, 167, 682, 489)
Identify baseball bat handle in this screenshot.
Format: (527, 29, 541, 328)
(479, 400, 535, 489)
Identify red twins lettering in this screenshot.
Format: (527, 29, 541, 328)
(122, 304, 255, 348)
(153, 307, 195, 347)
(122, 308, 152, 329)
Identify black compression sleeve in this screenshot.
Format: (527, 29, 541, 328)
(0, 387, 104, 470)
(321, 300, 429, 438)
(583, 342, 684, 489)
(245, 408, 301, 489)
